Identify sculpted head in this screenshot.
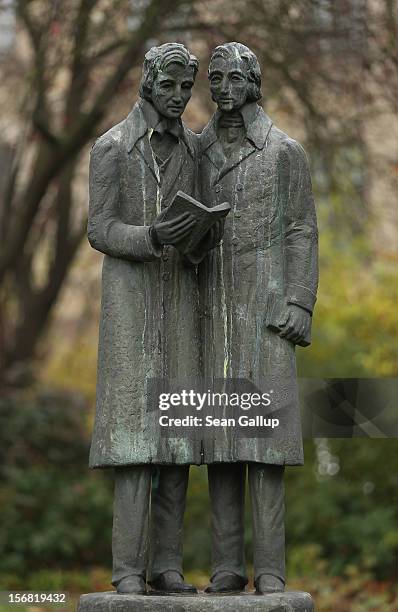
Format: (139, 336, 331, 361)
(208, 42, 261, 112)
(139, 43, 199, 119)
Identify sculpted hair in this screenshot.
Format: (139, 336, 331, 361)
(209, 42, 262, 102)
(139, 43, 199, 101)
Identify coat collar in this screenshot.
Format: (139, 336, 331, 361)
(125, 98, 194, 158)
(125, 100, 147, 154)
(200, 103, 273, 181)
(201, 102, 273, 153)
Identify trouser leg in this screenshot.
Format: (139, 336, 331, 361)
(148, 465, 190, 582)
(248, 463, 285, 584)
(111, 465, 152, 586)
(207, 463, 248, 582)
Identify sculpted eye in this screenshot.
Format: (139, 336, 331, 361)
(182, 81, 193, 89)
(210, 75, 222, 84)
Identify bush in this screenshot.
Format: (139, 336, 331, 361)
(0, 389, 113, 581)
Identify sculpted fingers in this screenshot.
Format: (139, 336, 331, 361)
(278, 313, 294, 338)
(288, 313, 311, 344)
(290, 327, 305, 344)
(285, 329, 301, 342)
(167, 211, 193, 227)
(169, 218, 196, 241)
(153, 213, 195, 244)
(278, 311, 290, 329)
(214, 219, 225, 242)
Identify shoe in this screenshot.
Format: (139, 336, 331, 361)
(255, 574, 285, 594)
(148, 570, 197, 595)
(116, 575, 146, 595)
(204, 572, 247, 595)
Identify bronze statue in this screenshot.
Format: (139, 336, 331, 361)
(198, 42, 319, 595)
(87, 39, 318, 604)
(88, 43, 203, 596)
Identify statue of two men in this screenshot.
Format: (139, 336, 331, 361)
(88, 41, 318, 596)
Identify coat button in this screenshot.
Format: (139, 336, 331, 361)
(232, 237, 239, 245)
(215, 184, 222, 193)
(234, 212, 241, 218)
(236, 183, 243, 191)
(162, 272, 170, 281)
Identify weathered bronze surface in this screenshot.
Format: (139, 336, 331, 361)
(78, 591, 315, 611)
(197, 42, 318, 591)
(88, 43, 206, 594)
(88, 44, 203, 468)
(198, 42, 318, 465)
(87, 40, 318, 598)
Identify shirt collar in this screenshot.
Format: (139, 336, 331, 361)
(202, 102, 273, 152)
(139, 98, 183, 140)
(215, 101, 258, 132)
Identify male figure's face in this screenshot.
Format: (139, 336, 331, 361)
(209, 56, 249, 112)
(151, 62, 195, 119)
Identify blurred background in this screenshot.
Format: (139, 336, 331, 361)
(0, 1, 397, 610)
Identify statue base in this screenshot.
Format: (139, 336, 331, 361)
(78, 591, 314, 611)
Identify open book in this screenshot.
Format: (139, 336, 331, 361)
(161, 191, 231, 254)
(266, 293, 311, 347)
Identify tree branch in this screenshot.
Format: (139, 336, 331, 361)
(0, 0, 186, 285)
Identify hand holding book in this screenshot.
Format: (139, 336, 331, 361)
(151, 191, 230, 254)
(150, 211, 196, 246)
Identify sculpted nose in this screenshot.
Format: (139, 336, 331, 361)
(220, 77, 229, 94)
(172, 85, 182, 100)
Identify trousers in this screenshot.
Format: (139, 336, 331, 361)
(207, 462, 285, 584)
(111, 465, 189, 585)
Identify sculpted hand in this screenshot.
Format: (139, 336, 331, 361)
(198, 219, 225, 252)
(210, 219, 225, 245)
(150, 212, 196, 246)
(278, 305, 311, 344)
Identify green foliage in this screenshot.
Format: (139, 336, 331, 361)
(286, 440, 398, 580)
(0, 390, 113, 581)
(297, 224, 398, 379)
(293, 141, 398, 379)
(183, 466, 211, 573)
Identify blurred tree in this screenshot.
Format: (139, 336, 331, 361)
(0, 0, 189, 384)
(193, 0, 397, 238)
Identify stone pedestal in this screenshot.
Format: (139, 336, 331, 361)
(78, 591, 314, 611)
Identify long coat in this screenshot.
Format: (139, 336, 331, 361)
(198, 102, 318, 466)
(88, 99, 203, 468)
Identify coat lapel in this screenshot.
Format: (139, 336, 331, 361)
(125, 102, 160, 184)
(161, 141, 185, 202)
(218, 141, 256, 180)
(204, 142, 226, 178)
(135, 135, 160, 184)
(200, 115, 225, 173)
(200, 104, 274, 182)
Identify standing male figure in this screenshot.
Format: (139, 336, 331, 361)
(88, 43, 202, 595)
(198, 43, 319, 594)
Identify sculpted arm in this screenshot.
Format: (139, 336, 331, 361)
(277, 140, 319, 343)
(87, 137, 162, 262)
